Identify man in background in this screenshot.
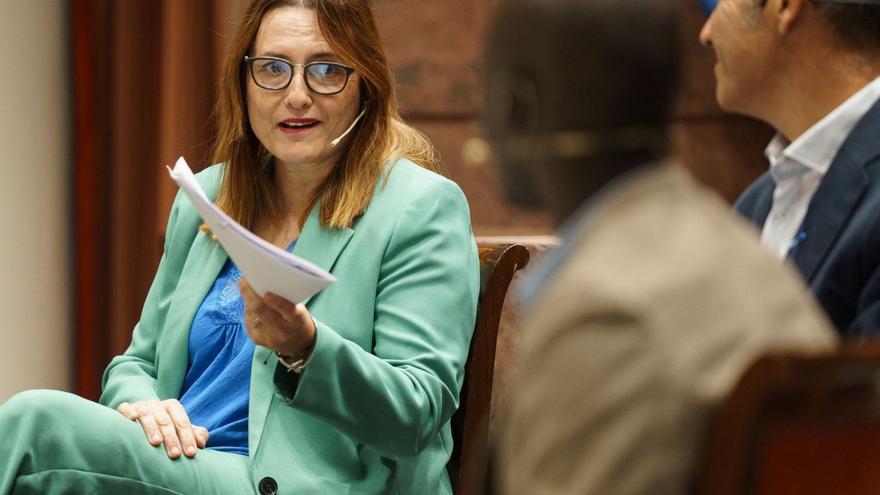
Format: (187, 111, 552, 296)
(701, 0, 880, 337)
(484, 0, 837, 493)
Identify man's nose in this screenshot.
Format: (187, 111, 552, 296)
(699, 16, 713, 46)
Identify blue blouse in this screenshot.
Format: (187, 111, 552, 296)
(179, 240, 297, 456)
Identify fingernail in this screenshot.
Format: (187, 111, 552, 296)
(186, 446, 196, 456)
(170, 447, 180, 457)
(151, 434, 162, 444)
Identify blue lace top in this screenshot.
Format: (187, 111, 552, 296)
(178, 240, 297, 456)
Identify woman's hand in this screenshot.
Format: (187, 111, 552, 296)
(240, 278, 316, 357)
(117, 399, 209, 459)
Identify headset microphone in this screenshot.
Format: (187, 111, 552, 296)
(330, 107, 366, 147)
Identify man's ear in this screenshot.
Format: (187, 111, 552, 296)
(503, 72, 541, 137)
(481, 70, 545, 209)
(775, 0, 806, 35)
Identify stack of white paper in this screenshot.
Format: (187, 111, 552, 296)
(167, 157, 335, 303)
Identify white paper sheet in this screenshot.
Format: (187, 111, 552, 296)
(167, 157, 335, 303)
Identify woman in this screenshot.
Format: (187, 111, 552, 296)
(0, 0, 478, 493)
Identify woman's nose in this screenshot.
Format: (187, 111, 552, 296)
(285, 67, 312, 109)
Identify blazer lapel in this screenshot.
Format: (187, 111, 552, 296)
(292, 203, 356, 304)
(155, 233, 228, 399)
(752, 181, 774, 226)
(249, 202, 354, 453)
(788, 100, 880, 280)
(739, 174, 775, 227)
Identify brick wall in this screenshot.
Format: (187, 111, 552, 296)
(374, 0, 774, 235)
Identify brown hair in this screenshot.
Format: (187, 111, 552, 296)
(810, 2, 880, 55)
(211, 0, 440, 232)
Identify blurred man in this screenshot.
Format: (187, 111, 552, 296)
(484, 0, 837, 493)
(701, 0, 880, 337)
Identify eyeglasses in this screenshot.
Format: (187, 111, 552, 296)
(461, 128, 669, 166)
(475, 72, 668, 165)
(243, 56, 355, 95)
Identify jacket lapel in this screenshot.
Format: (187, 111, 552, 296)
(155, 232, 228, 399)
(751, 179, 774, 227)
(788, 100, 880, 280)
(737, 173, 775, 227)
(292, 203, 356, 297)
(249, 202, 355, 453)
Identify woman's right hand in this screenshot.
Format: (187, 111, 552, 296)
(117, 399, 209, 459)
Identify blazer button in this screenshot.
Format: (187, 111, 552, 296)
(258, 477, 278, 495)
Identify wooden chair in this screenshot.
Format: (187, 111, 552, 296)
(448, 243, 530, 495)
(694, 344, 880, 495)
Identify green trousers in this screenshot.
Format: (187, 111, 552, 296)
(0, 390, 254, 494)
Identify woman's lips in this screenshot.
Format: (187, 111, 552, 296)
(278, 118, 320, 134)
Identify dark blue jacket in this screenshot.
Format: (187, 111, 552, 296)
(735, 99, 880, 339)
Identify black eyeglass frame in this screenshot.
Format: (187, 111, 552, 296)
(243, 55, 356, 96)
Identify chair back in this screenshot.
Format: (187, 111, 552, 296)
(449, 243, 530, 495)
(694, 344, 880, 495)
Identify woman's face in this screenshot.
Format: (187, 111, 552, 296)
(247, 6, 361, 172)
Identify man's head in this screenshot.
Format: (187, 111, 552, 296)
(700, 0, 880, 123)
(484, 0, 680, 223)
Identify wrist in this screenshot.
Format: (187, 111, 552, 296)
(276, 345, 313, 374)
(276, 317, 317, 374)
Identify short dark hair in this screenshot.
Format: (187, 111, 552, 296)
(812, 2, 880, 54)
(487, 0, 680, 133)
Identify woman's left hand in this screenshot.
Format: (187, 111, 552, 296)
(240, 277, 316, 357)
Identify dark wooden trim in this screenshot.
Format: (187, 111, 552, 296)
(72, 0, 102, 400)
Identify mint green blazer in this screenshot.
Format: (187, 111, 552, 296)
(100, 158, 480, 494)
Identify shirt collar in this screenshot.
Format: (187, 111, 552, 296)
(765, 75, 880, 175)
